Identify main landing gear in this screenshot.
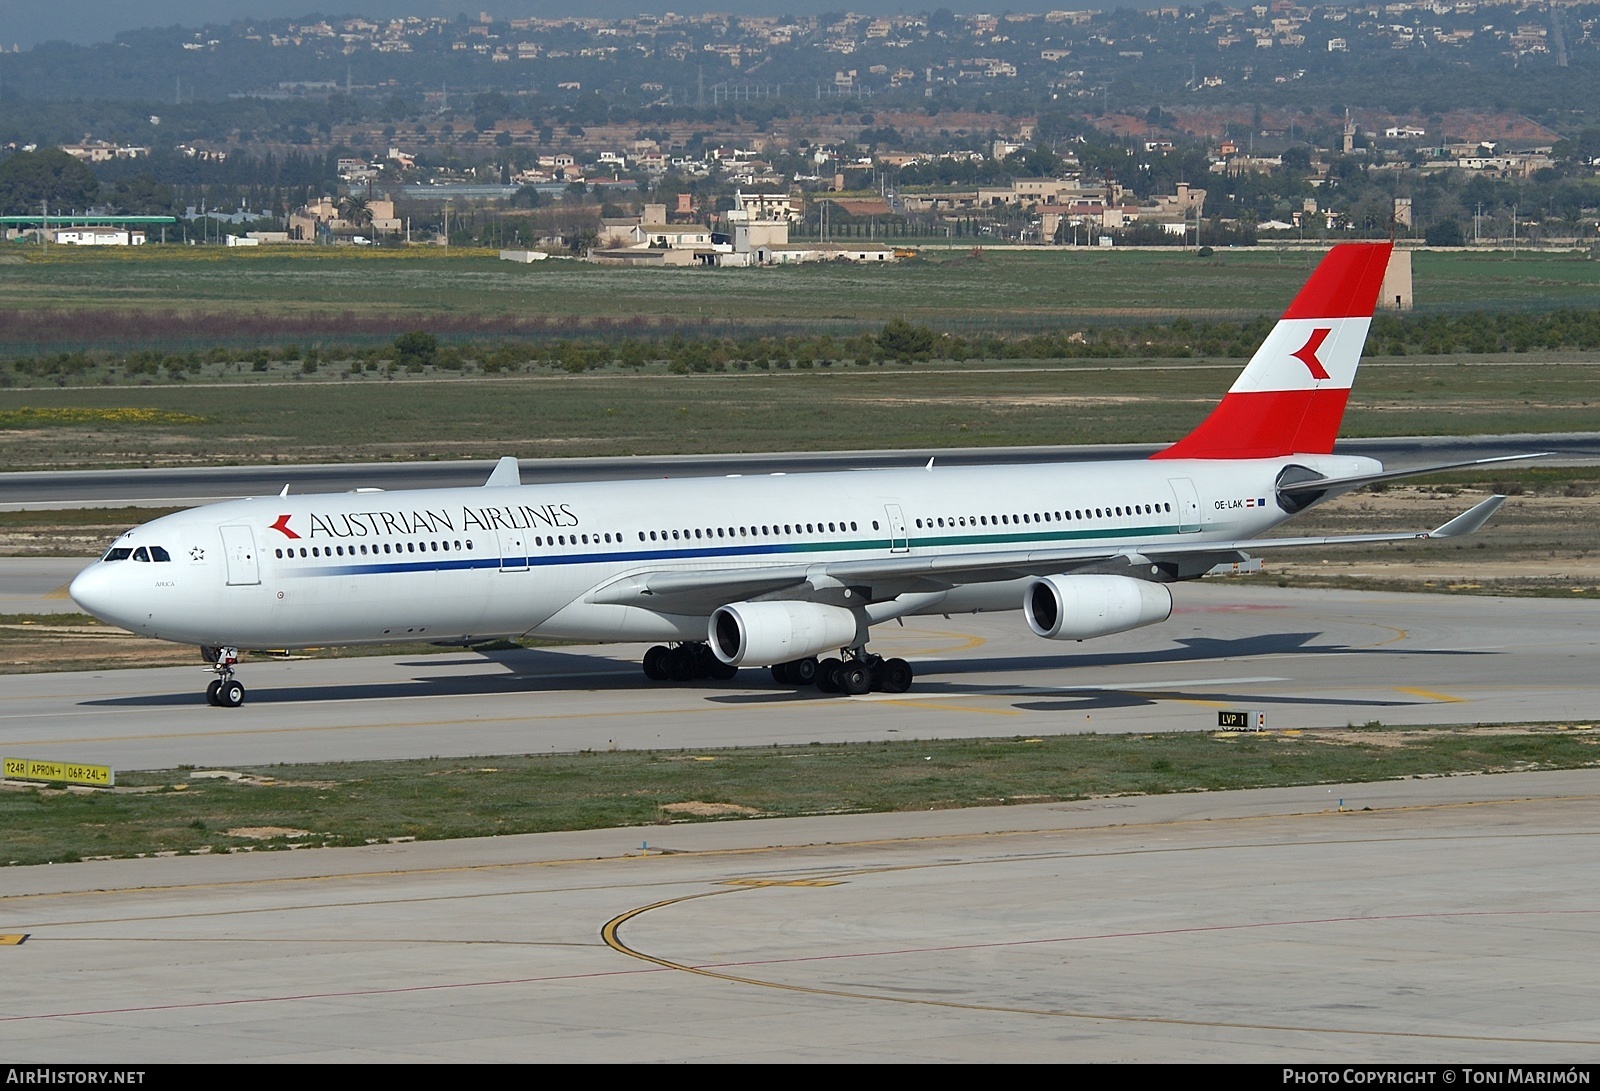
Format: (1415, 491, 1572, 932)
(639, 643, 913, 696)
(778, 651, 913, 696)
(642, 642, 738, 683)
(200, 645, 245, 708)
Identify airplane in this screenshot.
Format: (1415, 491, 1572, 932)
(69, 241, 1533, 707)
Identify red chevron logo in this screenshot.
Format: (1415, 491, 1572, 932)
(270, 514, 301, 539)
(1292, 327, 1333, 381)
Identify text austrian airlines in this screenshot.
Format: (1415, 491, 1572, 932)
(70, 243, 1519, 706)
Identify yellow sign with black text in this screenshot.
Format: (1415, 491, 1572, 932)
(3, 757, 114, 787)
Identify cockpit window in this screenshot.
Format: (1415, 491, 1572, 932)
(132, 547, 150, 561)
(102, 547, 133, 562)
(149, 546, 171, 562)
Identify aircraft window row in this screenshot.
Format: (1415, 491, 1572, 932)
(102, 546, 171, 562)
(275, 540, 475, 559)
(531, 533, 621, 546)
(637, 521, 860, 543)
(914, 503, 1171, 531)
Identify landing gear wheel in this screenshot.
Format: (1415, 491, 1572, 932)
(642, 645, 670, 681)
(791, 656, 819, 685)
(708, 660, 737, 682)
(205, 679, 222, 706)
(664, 646, 696, 682)
(816, 658, 843, 693)
(688, 643, 721, 679)
(218, 680, 245, 708)
(881, 658, 914, 694)
(771, 662, 794, 685)
(839, 663, 872, 696)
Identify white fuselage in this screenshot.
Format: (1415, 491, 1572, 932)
(68, 453, 1377, 651)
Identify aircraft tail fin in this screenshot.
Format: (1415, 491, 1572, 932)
(1151, 242, 1392, 460)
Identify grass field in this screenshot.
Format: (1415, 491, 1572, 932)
(2, 725, 1595, 866)
(1, 355, 1596, 471)
(0, 248, 1595, 348)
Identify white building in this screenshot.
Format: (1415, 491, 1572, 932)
(47, 227, 146, 246)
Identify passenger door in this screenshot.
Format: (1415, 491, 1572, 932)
(885, 504, 910, 553)
(496, 527, 529, 572)
(219, 525, 261, 585)
(1168, 479, 1201, 534)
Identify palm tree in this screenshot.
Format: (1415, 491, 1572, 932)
(339, 194, 373, 228)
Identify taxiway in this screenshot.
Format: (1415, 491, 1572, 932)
(3, 770, 1597, 1061)
(0, 583, 1594, 770)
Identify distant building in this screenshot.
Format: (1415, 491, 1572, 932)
(755, 242, 896, 264)
(47, 227, 145, 246)
(287, 197, 401, 242)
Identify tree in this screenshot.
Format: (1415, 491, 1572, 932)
(0, 149, 99, 214)
(1424, 220, 1464, 247)
(393, 331, 438, 368)
(108, 174, 175, 215)
(878, 319, 936, 362)
(339, 194, 373, 227)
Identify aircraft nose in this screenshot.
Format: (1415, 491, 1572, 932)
(69, 563, 118, 622)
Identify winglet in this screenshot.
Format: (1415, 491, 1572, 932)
(1426, 495, 1506, 539)
(485, 456, 521, 487)
(279, 484, 290, 497)
(925, 457, 936, 471)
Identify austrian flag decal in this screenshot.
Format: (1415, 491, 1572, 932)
(270, 514, 301, 539)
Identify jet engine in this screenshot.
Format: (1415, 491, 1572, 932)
(1024, 574, 1173, 641)
(709, 600, 862, 666)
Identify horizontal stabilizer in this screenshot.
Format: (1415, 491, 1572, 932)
(1427, 494, 1506, 538)
(1278, 452, 1548, 495)
(484, 456, 521, 488)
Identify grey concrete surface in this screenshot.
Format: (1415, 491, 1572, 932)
(0, 558, 91, 615)
(2, 432, 1591, 509)
(0, 583, 1594, 771)
(2, 770, 1598, 1061)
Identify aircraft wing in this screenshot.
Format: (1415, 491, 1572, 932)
(586, 495, 1505, 613)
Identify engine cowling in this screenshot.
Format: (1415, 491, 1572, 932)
(709, 600, 863, 666)
(1024, 574, 1173, 641)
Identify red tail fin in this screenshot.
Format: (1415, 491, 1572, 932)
(1151, 242, 1392, 460)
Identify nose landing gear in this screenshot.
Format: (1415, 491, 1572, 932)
(201, 646, 245, 708)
